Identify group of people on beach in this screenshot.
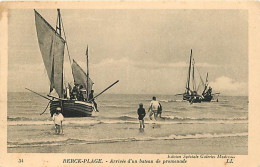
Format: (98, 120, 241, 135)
(137, 96, 162, 129)
(63, 84, 98, 111)
(52, 96, 162, 134)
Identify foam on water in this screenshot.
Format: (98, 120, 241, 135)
(7, 93, 248, 151)
(7, 117, 248, 126)
(163, 115, 248, 121)
(7, 132, 248, 148)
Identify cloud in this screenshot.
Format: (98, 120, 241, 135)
(210, 76, 248, 96)
(8, 63, 50, 92)
(195, 62, 217, 68)
(91, 57, 216, 70)
(72, 57, 185, 94)
(8, 58, 245, 96)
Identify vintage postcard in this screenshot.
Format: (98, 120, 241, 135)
(0, 1, 259, 167)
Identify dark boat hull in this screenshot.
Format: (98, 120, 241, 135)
(183, 94, 191, 101)
(183, 94, 212, 103)
(201, 95, 213, 102)
(50, 99, 93, 117)
(183, 94, 201, 103)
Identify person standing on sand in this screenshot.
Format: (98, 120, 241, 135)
(137, 103, 146, 129)
(148, 96, 160, 120)
(52, 107, 64, 134)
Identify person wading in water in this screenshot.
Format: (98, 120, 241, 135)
(52, 107, 64, 134)
(137, 103, 146, 129)
(148, 96, 160, 120)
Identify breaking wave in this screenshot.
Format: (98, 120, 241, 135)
(7, 132, 248, 148)
(7, 115, 248, 126)
(7, 116, 33, 121)
(163, 116, 248, 121)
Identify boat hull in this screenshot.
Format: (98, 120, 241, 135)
(50, 99, 93, 117)
(183, 94, 212, 103)
(201, 95, 213, 102)
(183, 94, 191, 101)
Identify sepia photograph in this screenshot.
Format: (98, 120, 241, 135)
(7, 7, 248, 154)
(0, 1, 260, 167)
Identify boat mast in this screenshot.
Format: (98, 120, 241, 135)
(206, 72, 208, 84)
(192, 58, 196, 91)
(56, 9, 61, 36)
(86, 46, 89, 101)
(59, 9, 72, 66)
(186, 49, 192, 94)
(202, 72, 209, 95)
(56, 9, 64, 96)
(58, 9, 75, 94)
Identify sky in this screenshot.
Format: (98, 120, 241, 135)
(8, 9, 248, 96)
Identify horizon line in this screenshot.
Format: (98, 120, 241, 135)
(7, 91, 248, 97)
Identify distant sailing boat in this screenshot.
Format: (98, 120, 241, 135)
(27, 9, 119, 117)
(182, 49, 213, 103)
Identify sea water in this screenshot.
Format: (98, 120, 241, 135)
(7, 92, 248, 154)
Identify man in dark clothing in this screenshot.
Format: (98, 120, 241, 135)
(137, 103, 146, 129)
(78, 85, 85, 101)
(157, 102, 162, 118)
(89, 90, 98, 112)
(71, 84, 79, 100)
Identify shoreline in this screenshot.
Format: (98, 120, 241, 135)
(7, 122, 248, 154)
(8, 136, 247, 154)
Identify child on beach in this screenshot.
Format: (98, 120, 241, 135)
(137, 103, 146, 129)
(53, 107, 64, 134)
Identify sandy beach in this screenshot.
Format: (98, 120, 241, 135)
(7, 119, 247, 154)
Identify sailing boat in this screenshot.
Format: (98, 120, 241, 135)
(182, 49, 213, 103)
(201, 72, 213, 102)
(29, 9, 119, 117)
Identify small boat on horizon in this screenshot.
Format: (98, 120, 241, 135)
(177, 49, 219, 103)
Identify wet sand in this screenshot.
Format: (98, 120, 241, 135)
(7, 121, 248, 154)
(8, 136, 247, 154)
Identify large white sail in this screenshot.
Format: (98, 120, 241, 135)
(35, 10, 65, 98)
(71, 59, 94, 94)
